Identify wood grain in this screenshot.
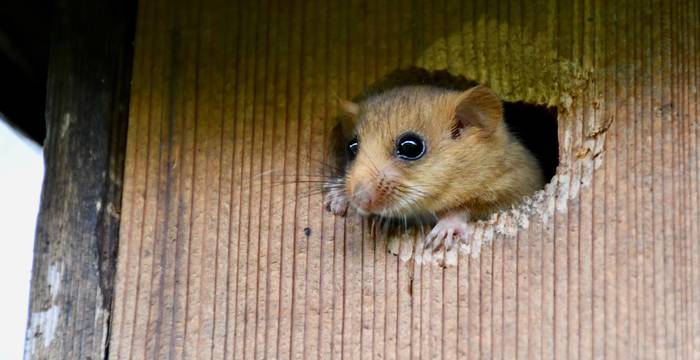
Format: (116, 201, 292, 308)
(23, 0, 135, 358)
(110, 0, 700, 358)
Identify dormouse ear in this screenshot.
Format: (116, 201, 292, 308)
(339, 99, 360, 117)
(452, 85, 503, 138)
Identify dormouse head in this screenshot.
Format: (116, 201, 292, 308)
(340, 85, 505, 218)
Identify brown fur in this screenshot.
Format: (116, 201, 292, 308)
(339, 85, 544, 221)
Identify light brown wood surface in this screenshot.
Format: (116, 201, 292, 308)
(110, 0, 700, 358)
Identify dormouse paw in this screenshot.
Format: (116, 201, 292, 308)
(324, 193, 349, 216)
(423, 213, 469, 254)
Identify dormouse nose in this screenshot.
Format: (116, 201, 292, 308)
(351, 182, 377, 213)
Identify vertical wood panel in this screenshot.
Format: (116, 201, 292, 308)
(111, 0, 700, 359)
(23, 0, 134, 358)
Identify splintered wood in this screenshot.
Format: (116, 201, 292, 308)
(110, 0, 700, 358)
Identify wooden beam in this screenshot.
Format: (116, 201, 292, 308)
(23, 0, 135, 358)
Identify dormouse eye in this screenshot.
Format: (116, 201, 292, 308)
(347, 137, 359, 159)
(395, 132, 426, 161)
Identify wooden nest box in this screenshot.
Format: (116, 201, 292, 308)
(25, 0, 700, 359)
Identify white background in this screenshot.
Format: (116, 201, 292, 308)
(0, 119, 43, 359)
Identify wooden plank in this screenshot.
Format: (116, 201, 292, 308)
(110, 0, 700, 358)
(23, 0, 135, 358)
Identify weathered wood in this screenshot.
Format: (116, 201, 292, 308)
(111, 0, 700, 358)
(23, 0, 135, 358)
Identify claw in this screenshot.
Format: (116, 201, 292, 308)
(324, 193, 349, 216)
(445, 234, 455, 252)
(423, 212, 470, 262)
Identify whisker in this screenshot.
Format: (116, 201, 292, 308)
(269, 180, 330, 184)
(260, 173, 332, 180)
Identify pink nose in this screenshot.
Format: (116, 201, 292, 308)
(351, 183, 377, 212)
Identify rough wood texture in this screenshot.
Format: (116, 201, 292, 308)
(23, 0, 135, 358)
(111, 0, 700, 358)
